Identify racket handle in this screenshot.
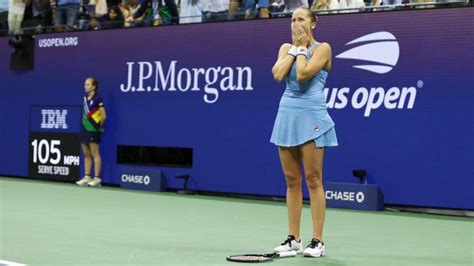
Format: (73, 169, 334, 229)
(277, 250, 297, 258)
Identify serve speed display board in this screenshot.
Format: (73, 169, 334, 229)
(29, 106, 81, 181)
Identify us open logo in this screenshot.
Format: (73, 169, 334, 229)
(336, 31, 400, 74)
(326, 31, 421, 117)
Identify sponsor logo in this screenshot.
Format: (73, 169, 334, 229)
(121, 174, 151, 185)
(326, 190, 365, 203)
(356, 192, 365, 203)
(336, 31, 399, 74)
(119, 60, 254, 104)
(328, 32, 421, 117)
(41, 109, 68, 129)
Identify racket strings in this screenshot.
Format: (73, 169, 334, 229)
(233, 255, 269, 261)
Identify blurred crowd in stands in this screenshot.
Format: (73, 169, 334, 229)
(0, 0, 471, 35)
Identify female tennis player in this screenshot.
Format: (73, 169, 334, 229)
(270, 7, 338, 257)
(76, 78, 107, 187)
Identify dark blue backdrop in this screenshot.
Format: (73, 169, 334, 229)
(1, 7, 473, 209)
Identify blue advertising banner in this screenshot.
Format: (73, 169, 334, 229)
(0, 7, 472, 209)
(325, 182, 384, 211)
(118, 166, 165, 192)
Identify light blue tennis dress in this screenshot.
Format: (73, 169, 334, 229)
(270, 42, 338, 148)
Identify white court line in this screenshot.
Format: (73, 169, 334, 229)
(0, 260, 27, 266)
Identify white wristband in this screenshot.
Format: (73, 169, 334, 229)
(287, 45, 298, 57)
(296, 46, 308, 56)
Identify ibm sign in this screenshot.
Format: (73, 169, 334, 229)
(40, 109, 69, 129)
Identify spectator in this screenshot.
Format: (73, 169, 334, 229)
(102, 5, 125, 28)
(129, 0, 179, 25)
(334, 0, 365, 10)
(107, 0, 121, 6)
(88, 16, 101, 29)
(87, 0, 108, 18)
(118, 1, 130, 19)
(54, 0, 81, 30)
(32, 0, 52, 33)
(311, 0, 331, 9)
(0, 1, 8, 34)
(146, 0, 161, 26)
(283, 0, 308, 13)
(160, 0, 180, 24)
(228, 0, 242, 20)
(383, 0, 402, 4)
(123, 0, 146, 26)
(9, 0, 28, 35)
(269, 0, 285, 13)
(244, 0, 270, 18)
(202, 0, 229, 22)
(346, 0, 365, 8)
(179, 0, 202, 24)
(363, 0, 381, 7)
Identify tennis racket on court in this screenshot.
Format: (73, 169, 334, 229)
(226, 250, 297, 263)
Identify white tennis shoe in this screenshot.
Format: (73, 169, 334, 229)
(87, 177, 102, 187)
(273, 235, 303, 254)
(303, 239, 325, 257)
(76, 176, 92, 186)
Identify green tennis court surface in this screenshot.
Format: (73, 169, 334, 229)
(1, 177, 472, 266)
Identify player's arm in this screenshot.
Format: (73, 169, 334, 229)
(295, 43, 331, 82)
(272, 43, 296, 83)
